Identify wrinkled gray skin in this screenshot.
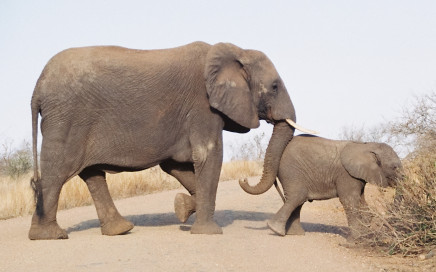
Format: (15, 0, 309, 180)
(240, 135, 403, 241)
(29, 42, 297, 240)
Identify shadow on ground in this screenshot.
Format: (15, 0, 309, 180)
(66, 210, 347, 238)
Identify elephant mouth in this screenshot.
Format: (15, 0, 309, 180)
(263, 107, 318, 134)
(386, 175, 400, 187)
(265, 108, 275, 124)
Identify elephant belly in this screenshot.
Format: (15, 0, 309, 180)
(306, 176, 338, 201)
(307, 188, 338, 201)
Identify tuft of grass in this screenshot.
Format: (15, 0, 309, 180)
(0, 161, 262, 220)
(358, 150, 436, 256)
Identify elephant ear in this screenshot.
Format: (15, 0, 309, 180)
(205, 43, 260, 129)
(340, 142, 388, 187)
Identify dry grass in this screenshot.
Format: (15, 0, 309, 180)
(220, 160, 263, 181)
(0, 172, 35, 219)
(58, 167, 181, 210)
(0, 161, 262, 220)
(358, 151, 436, 256)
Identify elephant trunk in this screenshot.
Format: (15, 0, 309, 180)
(239, 121, 294, 194)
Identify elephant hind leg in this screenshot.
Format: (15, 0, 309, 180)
(79, 168, 133, 236)
(160, 160, 196, 223)
(268, 191, 306, 236)
(286, 204, 305, 235)
(29, 176, 68, 240)
(174, 193, 196, 223)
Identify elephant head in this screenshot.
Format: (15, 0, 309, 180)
(205, 43, 298, 128)
(340, 142, 403, 187)
(204, 43, 314, 195)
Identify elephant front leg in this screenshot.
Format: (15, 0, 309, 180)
(339, 195, 366, 242)
(189, 141, 223, 235)
(358, 189, 373, 226)
(79, 168, 133, 236)
(160, 160, 196, 223)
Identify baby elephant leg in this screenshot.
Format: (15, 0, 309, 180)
(268, 194, 306, 236)
(286, 204, 305, 235)
(160, 160, 196, 223)
(339, 194, 366, 242)
(79, 168, 133, 235)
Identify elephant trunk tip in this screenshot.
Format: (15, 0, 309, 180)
(238, 178, 257, 194)
(238, 178, 248, 187)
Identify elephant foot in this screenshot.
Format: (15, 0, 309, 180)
(267, 219, 286, 236)
(191, 221, 223, 235)
(286, 226, 306, 235)
(101, 218, 134, 236)
(286, 223, 305, 236)
(174, 193, 196, 223)
(29, 221, 68, 240)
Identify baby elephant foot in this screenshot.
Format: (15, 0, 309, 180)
(101, 218, 134, 236)
(174, 193, 196, 223)
(286, 222, 305, 236)
(267, 219, 286, 236)
(29, 221, 68, 240)
(191, 221, 223, 235)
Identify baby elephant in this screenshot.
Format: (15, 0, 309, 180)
(239, 135, 402, 240)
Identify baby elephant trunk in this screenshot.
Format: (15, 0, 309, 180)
(239, 121, 294, 194)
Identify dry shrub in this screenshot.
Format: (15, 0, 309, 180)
(358, 150, 436, 256)
(0, 140, 32, 179)
(342, 91, 436, 256)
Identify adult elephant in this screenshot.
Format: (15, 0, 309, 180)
(29, 42, 312, 240)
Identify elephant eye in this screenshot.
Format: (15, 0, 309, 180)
(272, 82, 278, 92)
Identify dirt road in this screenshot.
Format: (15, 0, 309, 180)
(0, 178, 430, 271)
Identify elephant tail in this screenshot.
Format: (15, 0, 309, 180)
(273, 178, 286, 203)
(30, 95, 43, 217)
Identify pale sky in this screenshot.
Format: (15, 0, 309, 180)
(1, 1, 435, 159)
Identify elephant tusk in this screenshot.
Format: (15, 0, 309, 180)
(285, 119, 319, 134)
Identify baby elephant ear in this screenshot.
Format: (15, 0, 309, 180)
(340, 142, 388, 187)
(205, 43, 259, 129)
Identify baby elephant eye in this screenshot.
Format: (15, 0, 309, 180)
(272, 82, 278, 92)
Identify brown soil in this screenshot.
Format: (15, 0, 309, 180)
(0, 178, 434, 271)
